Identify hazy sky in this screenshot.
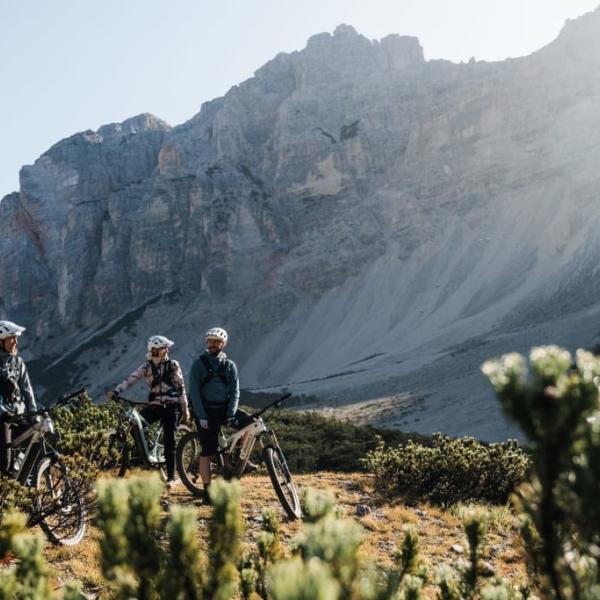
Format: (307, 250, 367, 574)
(1, 0, 598, 197)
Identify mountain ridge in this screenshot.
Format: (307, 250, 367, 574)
(2, 9, 600, 439)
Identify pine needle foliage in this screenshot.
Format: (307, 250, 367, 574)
(482, 345, 600, 599)
(161, 505, 206, 600)
(363, 434, 529, 505)
(0, 510, 87, 599)
(207, 477, 244, 600)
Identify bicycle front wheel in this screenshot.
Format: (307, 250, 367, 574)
(34, 457, 87, 546)
(117, 441, 130, 478)
(176, 431, 203, 496)
(263, 446, 301, 520)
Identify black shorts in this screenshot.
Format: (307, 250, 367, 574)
(197, 407, 252, 457)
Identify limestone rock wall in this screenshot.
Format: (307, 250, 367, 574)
(1, 13, 600, 438)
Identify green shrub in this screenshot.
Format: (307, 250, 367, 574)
(268, 556, 342, 600)
(0, 476, 36, 522)
(161, 505, 205, 600)
(207, 478, 244, 600)
(96, 474, 163, 599)
(95, 474, 245, 600)
(0, 510, 86, 599)
(263, 409, 430, 473)
(482, 346, 600, 599)
(363, 434, 529, 505)
(52, 393, 122, 465)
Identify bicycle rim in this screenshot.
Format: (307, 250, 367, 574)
(263, 446, 301, 520)
(176, 431, 203, 496)
(34, 457, 86, 546)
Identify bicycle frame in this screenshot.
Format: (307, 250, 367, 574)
(218, 419, 264, 464)
(128, 408, 164, 465)
(10, 415, 55, 485)
(217, 415, 287, 477)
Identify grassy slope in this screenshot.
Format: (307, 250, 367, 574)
(44, 472, 531, 598)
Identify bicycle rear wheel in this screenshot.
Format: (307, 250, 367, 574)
(176, 431, 203, 496)
(263, 446, 301, 520)
(34, 457, 87, 546)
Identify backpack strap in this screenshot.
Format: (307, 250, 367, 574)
(148, 360, 177, 400)
(199, 355, 228, 387)
(0, 357, 19, 406)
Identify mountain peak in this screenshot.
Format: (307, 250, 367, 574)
(98, 113, 171, 137)
(333, 24, 360, 37)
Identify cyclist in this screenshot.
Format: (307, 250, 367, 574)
(0, 321, 37, 476)
(189, 327, 251, 501)
(107, 335, 190, 487)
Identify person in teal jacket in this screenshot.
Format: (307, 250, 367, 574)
(188, 327, 250, 500)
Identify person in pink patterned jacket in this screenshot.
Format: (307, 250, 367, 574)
(107, 335, 190, 486)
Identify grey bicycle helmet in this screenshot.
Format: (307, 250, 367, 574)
(205, 327, 228, 344)
(0, 321, 26, 340)
(147, 335, 174, 351)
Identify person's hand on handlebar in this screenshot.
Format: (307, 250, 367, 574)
(106, 390, 119, 401)
(0, 404, 20, 419)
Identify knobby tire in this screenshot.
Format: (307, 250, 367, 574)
(176, 430, 204, 496)
(263, 446, 301, 520)
(34, 457, 87, 546)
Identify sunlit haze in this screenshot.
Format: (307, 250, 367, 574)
(1, 0, 598, 196)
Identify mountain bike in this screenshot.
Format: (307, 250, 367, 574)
(4, 388, 87, 545)
(176, 393, 302, 519)
(102, 396, 168, 478)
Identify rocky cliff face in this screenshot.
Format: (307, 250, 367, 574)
(2, 12, 600, 439)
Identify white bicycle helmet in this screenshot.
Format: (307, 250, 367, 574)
(205, 327, 228, 344)
(0, 321, 26, 340)
(147, 335, 174, 351)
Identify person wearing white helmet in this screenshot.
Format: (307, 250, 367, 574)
(106, 335, 190, 486)
(188, 327, 250, 501)
(0, 320, 37, 475)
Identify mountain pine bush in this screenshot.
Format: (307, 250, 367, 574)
(482, 345, 600, 599)
(363, 433, 529, 505)
(52, 393, 123, 467)
(264, 410, 430, 473)
(0, 510, 85, 599)
(0, 476, 35, 522)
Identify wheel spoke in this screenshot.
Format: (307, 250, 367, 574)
(34, 458, 86, 545)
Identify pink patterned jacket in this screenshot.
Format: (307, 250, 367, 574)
(114, 357, 188, 408)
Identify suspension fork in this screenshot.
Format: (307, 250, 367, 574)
(17, 440, 43, 485)
(263, 430, 292, 479)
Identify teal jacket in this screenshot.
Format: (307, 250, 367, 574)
(188, 350, 239, 419)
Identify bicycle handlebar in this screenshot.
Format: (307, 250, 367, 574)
(249, 393, 292, 420)
(110, 395, 149, 407)
(3, 388, 86, 421)
(54, 388, 86, 408)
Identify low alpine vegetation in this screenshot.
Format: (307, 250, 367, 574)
(0, 475, 531, 599)
(363, 433, 529, 505)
